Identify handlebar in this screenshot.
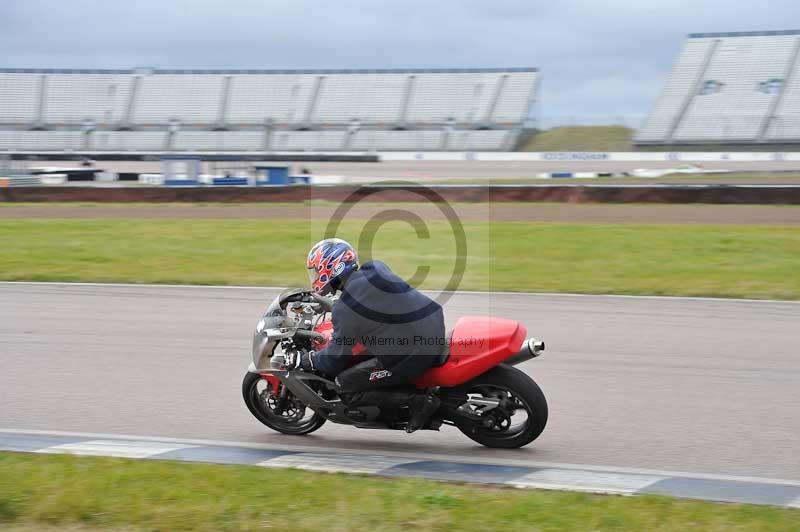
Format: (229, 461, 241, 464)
(293, 329, 326, 343)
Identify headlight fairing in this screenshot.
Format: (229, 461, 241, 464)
(251, 289, 315, 370)
(251, 297, 290, 370)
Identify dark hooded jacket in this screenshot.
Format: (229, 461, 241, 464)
(313, 260, 445, 377)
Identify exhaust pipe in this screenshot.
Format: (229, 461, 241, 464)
(506, 338, 545, 366)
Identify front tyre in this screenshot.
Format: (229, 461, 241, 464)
(242, 372, 326, 435)
(456, 364, 548, 448)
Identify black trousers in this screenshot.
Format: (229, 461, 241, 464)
(335, 355, 435, 393)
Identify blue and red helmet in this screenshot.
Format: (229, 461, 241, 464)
(306, 238, 359, 295)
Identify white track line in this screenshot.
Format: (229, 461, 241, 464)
(511, 469, 666, 495)
(258, 453, 414, 474)
(1, 281, 798, 305)
(3, 427, 800, 488)
(35, 439, 195, 459)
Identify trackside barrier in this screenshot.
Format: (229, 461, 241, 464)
(1, 150, 797, 162)
(0, 175, 41, 187)
(163, 179, 200, 187)
(39, 174, 67, 185)
(541, 171, 638, 179)
(211, 177, 249, 186)
(376, 151, 800, 162)
(4, 184, 800, 204)
(139, 174, 165, 186)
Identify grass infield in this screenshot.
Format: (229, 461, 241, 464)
(1, 219, 799, 299)
(519, 125, 635, 152)
(1, 452, 798, 531)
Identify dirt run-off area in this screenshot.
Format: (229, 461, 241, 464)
(2, 203, 799, 225)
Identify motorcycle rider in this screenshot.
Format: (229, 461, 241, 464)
(290, 238, 444, 433)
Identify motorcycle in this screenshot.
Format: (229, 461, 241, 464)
(242, 288, 548, 448)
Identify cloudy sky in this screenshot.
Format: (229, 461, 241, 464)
(2, 1, 797, 125)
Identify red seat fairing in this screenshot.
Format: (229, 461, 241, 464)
(413, 316, 527, 388)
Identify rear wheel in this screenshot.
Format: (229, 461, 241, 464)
(242, 372, 326, 435)
(455, 364, 547, 448)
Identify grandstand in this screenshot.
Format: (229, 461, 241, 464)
(0, 68, 538, 154)
(636, 30, 800, 146)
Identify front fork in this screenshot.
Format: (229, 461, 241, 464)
(248, 362, 282, 396)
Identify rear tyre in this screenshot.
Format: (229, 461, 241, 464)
(242, 372, 326, 435)
(455, 364, 547, 448)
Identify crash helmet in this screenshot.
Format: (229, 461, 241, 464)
(306, 238, 359, 295)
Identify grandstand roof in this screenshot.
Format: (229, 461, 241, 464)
(688, 29, 800, 39)
(0, 67, 538, 75)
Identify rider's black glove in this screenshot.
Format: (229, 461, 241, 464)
(288, 350, 316, 372)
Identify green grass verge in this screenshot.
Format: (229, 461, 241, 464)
(1, 219, 799, 299)
(518, 126, 634, 152)
(1, 453, 797, 532)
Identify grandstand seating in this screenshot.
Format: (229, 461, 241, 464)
(449, 130, 512, 150)
(0, 73, 41, 123)
(94, 131, 168, 151)
(45, 72, 132, 125)
(350, 130, 444, 151)
(406, 72, 496, 124)
(135, 74, 224, 124)
(172, 131, 264, 152)
(311, 73, 408, 124)
(227, 73, 320, 126)
(0, 130, 84, 150)
(768, 59, 800, 139)
(0, 68, 538, 153)
(636, 30, 800, 145)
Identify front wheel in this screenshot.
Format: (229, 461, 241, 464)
(242, 372, 326, 435)
(455, 364, 548, 448)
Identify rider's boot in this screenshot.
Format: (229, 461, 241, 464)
(342, 389, 441, 433)
(406, 392, 441, 433)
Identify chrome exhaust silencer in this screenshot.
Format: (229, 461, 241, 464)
(506, 338, 545, 366)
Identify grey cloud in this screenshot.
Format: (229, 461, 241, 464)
(1, 0, 798, 121)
